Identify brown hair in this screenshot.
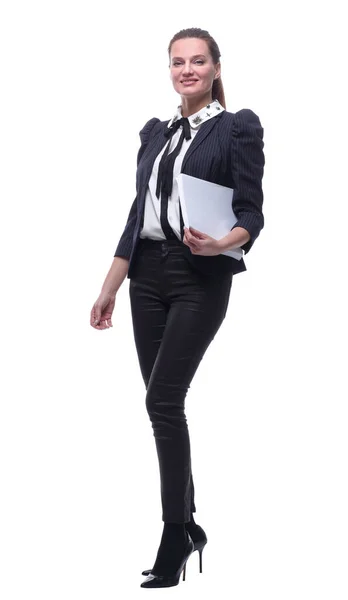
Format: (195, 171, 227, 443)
(168, 27, 226, 109)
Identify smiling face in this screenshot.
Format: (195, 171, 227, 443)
(169, 38, 220, 100)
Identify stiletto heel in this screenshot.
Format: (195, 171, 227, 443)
(198, 545, 204, 573)
(183, 560, 186, 581)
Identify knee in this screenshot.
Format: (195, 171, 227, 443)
(145, 379, 187, 423)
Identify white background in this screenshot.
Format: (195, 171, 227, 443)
(1, 1, 347, 598)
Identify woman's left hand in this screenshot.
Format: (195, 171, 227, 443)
(183, 227, 222, 256)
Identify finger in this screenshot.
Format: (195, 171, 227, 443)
(91, 313, 100, 328)
(185, 227, 195, 237)
(183, 234, 194, 247)
(188, 233, 202, 242)
(188, 235, 200, 247)
(184, 230, 199, 250)
(92, 304, 101, 326)
(93, 313, 106, 329)
(185, 230, 198, 245)
(189, 228, 205, 239)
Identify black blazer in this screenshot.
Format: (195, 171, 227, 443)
(114, 108, 265, 278)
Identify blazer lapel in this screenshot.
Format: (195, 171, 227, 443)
(181, 113, 222, 171)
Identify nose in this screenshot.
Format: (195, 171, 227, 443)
(181, 61, 194, 76)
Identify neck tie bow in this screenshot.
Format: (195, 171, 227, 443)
(164, 116, 192, 141)
(156, 117, 191, 199)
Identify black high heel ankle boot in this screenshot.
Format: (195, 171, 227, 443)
(140, 529, 194, 588)
(141, 519, 208, 577)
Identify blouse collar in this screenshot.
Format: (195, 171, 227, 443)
(167, 98, 225, 130)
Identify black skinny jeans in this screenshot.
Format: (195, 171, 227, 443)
(129, 238, 233, 523)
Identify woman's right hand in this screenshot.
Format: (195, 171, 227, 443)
(90, 291, 116, 330)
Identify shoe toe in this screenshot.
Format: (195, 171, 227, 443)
(140, 573, 177, 588)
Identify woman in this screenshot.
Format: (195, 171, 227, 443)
(90, 27, 265, 588)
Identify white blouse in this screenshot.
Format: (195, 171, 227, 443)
(140, 99, 225, 241)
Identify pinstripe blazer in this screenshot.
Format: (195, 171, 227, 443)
(114, 108, 265, 278)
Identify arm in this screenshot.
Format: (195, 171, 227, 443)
(94, 117, 160, 303)
(91, 118, 161, 329)
(113, 117, 160, 260)
(97, 255, 129, 297)
(217, 226, 251, 252)
(113, 194, 138, 260)
(219, 108, 265, 254)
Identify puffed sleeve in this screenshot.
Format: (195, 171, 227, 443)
(114, 117, 160, 259)
(230, 108, 265, 253)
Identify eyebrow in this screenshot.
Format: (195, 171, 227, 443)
(171, 54, 206, 60)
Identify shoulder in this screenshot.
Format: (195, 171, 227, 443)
(220, 108, 263, 139)
(139, 117, 164, 144)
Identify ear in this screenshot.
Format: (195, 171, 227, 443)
(214, 62, 221, 80)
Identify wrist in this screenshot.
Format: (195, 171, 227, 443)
(217, 227, 251, 253)
(216, 236, 228, 253)
(101, 286, 117, 298)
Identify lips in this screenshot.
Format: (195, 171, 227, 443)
(181, 79, 198, 84)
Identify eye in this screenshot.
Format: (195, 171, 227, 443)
(172, 59, 205, 66)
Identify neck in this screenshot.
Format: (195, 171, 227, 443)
(180, 93, 214, 118)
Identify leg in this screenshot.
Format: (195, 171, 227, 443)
(144, 279, 231, 523)
(129, 275, 197, 513)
